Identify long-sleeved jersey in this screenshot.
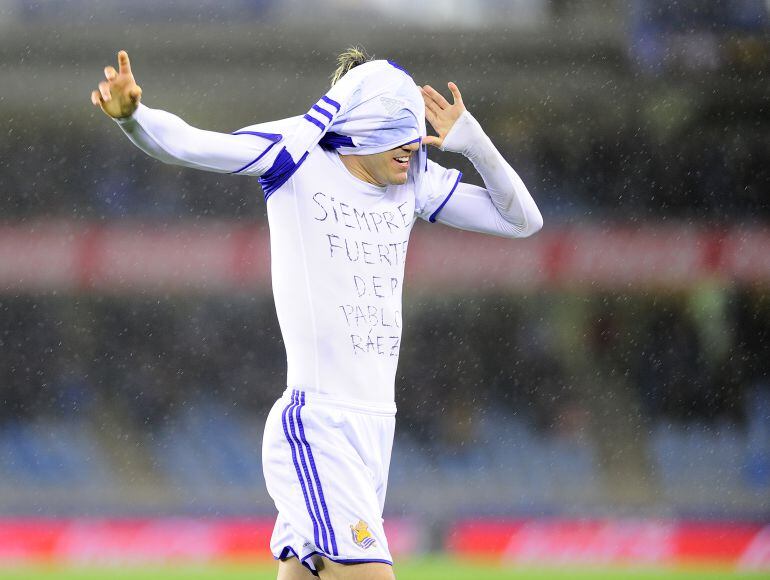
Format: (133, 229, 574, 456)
(116, 105, 542, 407)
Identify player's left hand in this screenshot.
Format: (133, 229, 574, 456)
(421, 82, 466, 149)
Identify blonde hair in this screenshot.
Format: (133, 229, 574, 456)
(330, 46, 373, 87)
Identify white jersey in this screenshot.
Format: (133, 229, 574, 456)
(116, 104, 542, 408)
(268, 147, 459, 407)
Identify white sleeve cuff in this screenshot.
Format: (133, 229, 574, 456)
(113, 103, 146, 126)
(440, 110, 485, 156)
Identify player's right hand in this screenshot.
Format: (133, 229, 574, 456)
(90, 50, 142, 119)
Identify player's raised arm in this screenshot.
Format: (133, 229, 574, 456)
(421, 82, 543, 238)
(90, 51, 280, 176)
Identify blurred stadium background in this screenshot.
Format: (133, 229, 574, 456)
(0, 0, 769, 577)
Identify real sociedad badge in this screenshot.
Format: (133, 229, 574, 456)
(350, 520, 376, 549)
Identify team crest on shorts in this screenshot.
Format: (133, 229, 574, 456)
(350, 520, 376, 549)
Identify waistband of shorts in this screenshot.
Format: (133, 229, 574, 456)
(281, 387, 397, 417)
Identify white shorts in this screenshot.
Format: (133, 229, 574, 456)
(262, 388, 396, 576)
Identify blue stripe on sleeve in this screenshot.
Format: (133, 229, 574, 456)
(429, 171, 463, 223)
(231, 130, 282, 140)
(303, 114, 327, 132)
(311, 104, 334, 122)
(320, 95, 341, 111)
(230, 131, 283, 175)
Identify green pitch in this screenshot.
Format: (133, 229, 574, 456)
(1, 558, 766, 580)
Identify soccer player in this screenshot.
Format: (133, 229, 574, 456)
(91, 48, 542, 580)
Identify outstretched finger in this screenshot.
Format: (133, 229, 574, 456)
(424, 106, 439, 130)
(118, 50, 132, 75)
(91, 89, 104, 107)
(422, 135, 443, 148)
(422, 84, 449, 110)
(421, 89, 442, 118)
(423, 102, 437, 121)
(104, 66, 118, 81)
(447, 82, 463, 106)
(98, 80, 111, 102)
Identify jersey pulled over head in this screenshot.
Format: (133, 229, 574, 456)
(259, 60, 427, 197)
(321, 59, 425, 156)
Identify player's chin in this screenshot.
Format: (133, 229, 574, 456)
(388, 170, 409, 185)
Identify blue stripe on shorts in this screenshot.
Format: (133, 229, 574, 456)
(296, 391, 338, 555)
(282, 389, 338, 556)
